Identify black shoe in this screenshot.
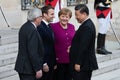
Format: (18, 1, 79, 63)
(97, 48, 112, 55)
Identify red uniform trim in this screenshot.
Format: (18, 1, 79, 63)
(96, 8, 112, 19)
(45, 0, 58, 8)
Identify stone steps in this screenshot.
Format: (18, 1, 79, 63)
(0, 31, 18, 79)
(0, 50, 120, 79)
(93, 56, 120, 76)
(0, 52, 17, 67)
(0, 43, 18, 55)
(96, 50, 120, 63)
(0, 30, 120, 80)
(0, 64, 17, 79)
(0, 35, 18, 45)
(0, 74, 19, 80)
(92, 69, 120, 80)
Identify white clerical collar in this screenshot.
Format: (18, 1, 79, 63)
(31, 22, 37, 28)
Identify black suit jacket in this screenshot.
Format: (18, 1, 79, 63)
(37, 21, 56, 67)
(15, 21, 44, 74)
(70, 19, 98, 71)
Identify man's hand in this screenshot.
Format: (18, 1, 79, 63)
(74, 64, 80, 72)
(36, 70, 42, 79)
(43, 63, 49, 72)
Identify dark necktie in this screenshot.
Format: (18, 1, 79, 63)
(48, 24, 54, 40)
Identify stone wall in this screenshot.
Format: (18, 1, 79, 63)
(0, 0, 68, 29)
(0, 0, 27, 28)
(0, 0, 120, 29)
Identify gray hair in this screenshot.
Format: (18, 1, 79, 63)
(27, 8, 42, 21)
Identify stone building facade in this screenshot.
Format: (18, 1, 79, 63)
(0, 0, 67, 28)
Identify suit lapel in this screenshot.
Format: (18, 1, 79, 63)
(41, 21, 54, 41)
(48, 24, 54, 40)
(27, 21, 43, 42)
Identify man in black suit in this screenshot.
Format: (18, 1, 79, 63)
(70, 4, 98, 80)
(15, 8, 44, 80)
(37, 5, 56, 80)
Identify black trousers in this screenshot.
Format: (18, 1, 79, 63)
(72, 70, 92, 80)
(54, 63, 72, 80)
(18, 73, 39, 80)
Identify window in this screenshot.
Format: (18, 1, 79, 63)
(21, 0, 45, 10)
(67, 0, 88, 6)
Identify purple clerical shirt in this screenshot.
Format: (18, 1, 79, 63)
(50, 22, 75, 63)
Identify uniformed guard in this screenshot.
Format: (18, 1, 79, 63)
(94, 0, 113, 55)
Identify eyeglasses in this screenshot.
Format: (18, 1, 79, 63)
(37, 16, 42, 19)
